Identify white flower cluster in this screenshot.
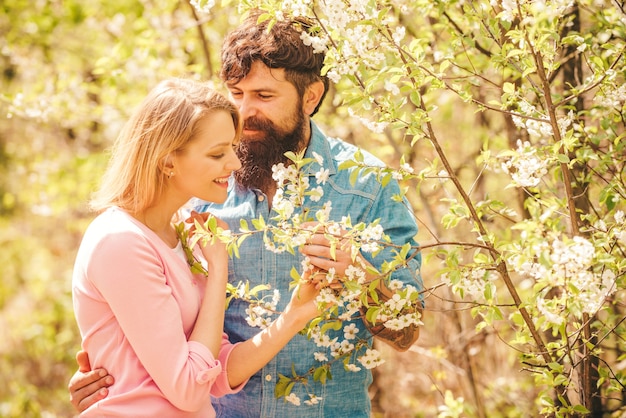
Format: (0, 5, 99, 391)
(300, 30, 328, 54)
(347, 107, 390, 134)
(279, 0, 310, 19)
(501, 140, 549, 188)
(511, 102, 553, 141)
(614, 210, 626, 246)
(309, 323, 385, 372)
(594, 81, 626, 110)
(375, 281, 422, 331)
(189, 0, 215, 14)
(244, 288, 280, 329)
(512, 235, 617, 325)
(276, 0, 406, 85)
(268, 158, 386, 257)
(391, 163, 415, 181)
(285, 392, 323, 407)
(493, 0, 575, 23)
(442, 268, 497, 303)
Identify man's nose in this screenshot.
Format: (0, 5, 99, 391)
(237, 96, 256, 119)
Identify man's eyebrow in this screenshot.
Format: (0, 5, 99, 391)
(228, 85, 279, 94)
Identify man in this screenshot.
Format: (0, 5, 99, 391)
(69, 10, 423, 417)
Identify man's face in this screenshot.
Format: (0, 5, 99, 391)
(227, 61, 308, 192)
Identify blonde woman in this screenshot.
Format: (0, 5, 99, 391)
(72, 78, 320, 417)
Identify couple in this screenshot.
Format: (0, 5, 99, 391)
(70, 10, 424, 418)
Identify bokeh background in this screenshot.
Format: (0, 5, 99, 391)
(2, 1, 624, 417)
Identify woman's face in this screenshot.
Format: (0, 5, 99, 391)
(170, 110, 241, 204)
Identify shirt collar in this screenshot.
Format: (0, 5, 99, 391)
(302, 121, 337, 177)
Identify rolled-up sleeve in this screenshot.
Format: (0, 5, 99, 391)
(210, 339, 249, 397)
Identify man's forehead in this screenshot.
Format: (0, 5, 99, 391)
(227, 62, 289, 88)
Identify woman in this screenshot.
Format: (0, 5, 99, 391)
(72, 78, 320, 417)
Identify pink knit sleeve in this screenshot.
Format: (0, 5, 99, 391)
(209, 338, 249, 397)
(88, 230, 231, 411)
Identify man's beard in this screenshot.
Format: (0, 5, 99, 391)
(234, 112, 307, 193)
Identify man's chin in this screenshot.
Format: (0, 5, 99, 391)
(241, 131, 267, 142)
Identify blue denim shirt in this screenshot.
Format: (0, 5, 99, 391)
(194, 121, 422, 418)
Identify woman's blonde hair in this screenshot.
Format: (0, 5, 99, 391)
(90, 78, 241, 213)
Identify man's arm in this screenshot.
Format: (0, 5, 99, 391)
(68, 350, 114, 412)
(360, 284, 421, 351)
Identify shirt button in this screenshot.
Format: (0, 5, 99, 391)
(265, 374, 272, 381)
(258, 195, 265, 202)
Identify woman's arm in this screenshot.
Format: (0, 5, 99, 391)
(225, 282, 320, 388)
(188, 212, 229, 357)
(82, 228, 227, 411)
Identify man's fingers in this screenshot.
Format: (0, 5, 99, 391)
(69, 369, 107, 392)
(74, 386, 110, 412)
(76, 350, 91, 372)
(68, 369, 114, 412)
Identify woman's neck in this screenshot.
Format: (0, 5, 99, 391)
(133, 207, 179, 248)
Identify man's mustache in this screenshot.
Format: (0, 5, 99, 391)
(243, 117, 273, 131)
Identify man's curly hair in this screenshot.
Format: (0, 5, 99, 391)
(220, 10, 329, 116)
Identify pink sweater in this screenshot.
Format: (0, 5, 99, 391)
(72, 207, 244, 417)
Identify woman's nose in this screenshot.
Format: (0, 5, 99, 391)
(227, 148, 242, 171)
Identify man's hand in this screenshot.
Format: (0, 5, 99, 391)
(300, 223, 421, 351)
(68, 351, 114, 412)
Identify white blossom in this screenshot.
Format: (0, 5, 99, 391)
(300, 31, 328, 54)
(189, 0, 215, 14)
(315, 168, 330, 184)
(304, 394, 322, 405)
(501, 140, 548, 187)
(314, 352, 329, 362)
(343, 323, 359, 340)
(357, 348, 385, 369)
(285, 393, 301, 406)
(346, 363, 362, 372)
(536, 296, 565, 326)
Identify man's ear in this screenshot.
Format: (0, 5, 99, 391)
(303, 81, 325, 116)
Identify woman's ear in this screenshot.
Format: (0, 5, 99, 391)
(159, 154, 175, 176)
(303, 81, 325, 116)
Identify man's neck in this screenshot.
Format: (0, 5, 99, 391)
(265, 184, 277, 210)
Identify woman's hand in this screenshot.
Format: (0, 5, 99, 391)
(186, 211, 229, 268)
(284, 280, 322, 325)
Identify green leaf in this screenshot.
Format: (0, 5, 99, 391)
(320, 320, 343, 334)
(556, 154, 570, 163)
(313, 365, 329, 384)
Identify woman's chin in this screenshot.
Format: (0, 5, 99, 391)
(204, 193, 228, 205)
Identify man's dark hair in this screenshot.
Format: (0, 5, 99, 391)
(220, 10, 329, 116)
